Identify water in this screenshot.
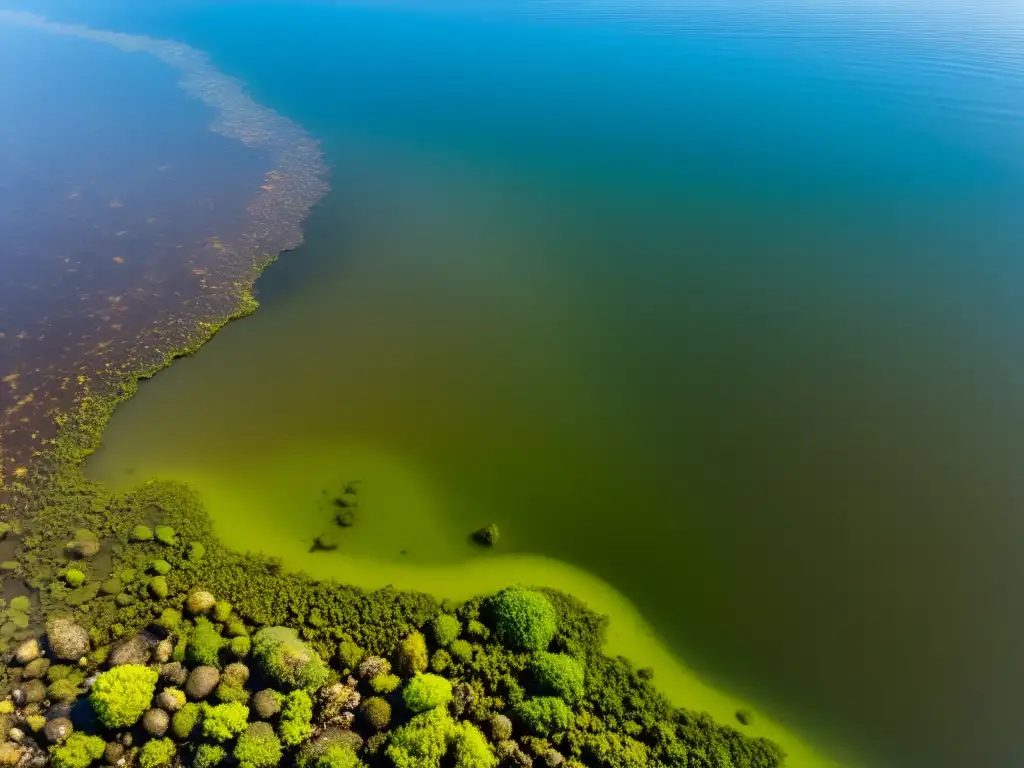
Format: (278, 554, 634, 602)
(0, 11, 325, 485)
(9, 1, 1024, 766)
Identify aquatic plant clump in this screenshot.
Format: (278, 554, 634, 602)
(491, 587, 558, 651)
(252, 626, 329, 691)
(89, 664, 159, 728)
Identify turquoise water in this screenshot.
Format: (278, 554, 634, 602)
(13, 1, 1024, 766)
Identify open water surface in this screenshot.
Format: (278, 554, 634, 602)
(6, 2, 1024, 766)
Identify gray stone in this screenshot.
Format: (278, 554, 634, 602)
(41, 718, 73, 745)
(142, 709, 169, 737)
(46, 619, 90, 662)
(185, 666, 220, 700)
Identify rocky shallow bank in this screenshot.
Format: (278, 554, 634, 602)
(0, 474, 785, 768)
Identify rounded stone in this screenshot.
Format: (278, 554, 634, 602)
(22, 659, 50, 680)
(250, 689, 281, 720)
(103, 742, 124, 766)
(41, 718, 73, 745)
(185, 666, 220, 700)
(17, 680, 46, 705)
(185, 591, 216, 616)
(14, 639, 41, 665)
(46, 619, 90, 662)
(108, 633, 155, 667)
(142, 709, 169, 737)
(155, 690, 184, 712)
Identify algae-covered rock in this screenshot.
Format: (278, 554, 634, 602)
(14, 679, 46, 705)
(155, 688, 185, 712)
(474, 523, 500, 546)
(15, 639, 41, 664)
(148, 577, 168, 599)
(42, 717, 73, 745)
(250, 690, 282, 720)
(63, 570, 85, 588)
(312, 531, 340, 551)
(65, 530, 100, 559)
(251, 627, 328, 691)
(186, 591, 216, 616)
(0, 743, 22, 766)
(23, 658, 49, 680)
(47, 619, 91, 662)
(149, 560, 171, 576)
(130, 525, 154, 542)
(99, 579, 121, 596)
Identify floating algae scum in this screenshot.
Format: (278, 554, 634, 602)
(0, 9, 849, 767)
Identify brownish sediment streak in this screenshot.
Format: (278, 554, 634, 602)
(0, 11, 329, 501)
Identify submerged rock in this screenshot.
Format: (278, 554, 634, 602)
(65, 530, 100, 559)
(473, 523, 500, 546)
(41, 718, 72, 745)
(47, 619, 90, 662)
(312, 531, 341, 551)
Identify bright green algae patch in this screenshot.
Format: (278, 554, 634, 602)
(94, 446, 842, 768)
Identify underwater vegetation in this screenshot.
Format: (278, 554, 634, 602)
(0, 408, 785, 768)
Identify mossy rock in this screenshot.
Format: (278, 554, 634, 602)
(473, 523, 500, 546)
(131, 525, 154, 542)
(65, 529, 100, 558)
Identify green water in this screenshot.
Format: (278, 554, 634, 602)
(75, 3, 1024, 767)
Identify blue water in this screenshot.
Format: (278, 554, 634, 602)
(12, 2, 1024, 766)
